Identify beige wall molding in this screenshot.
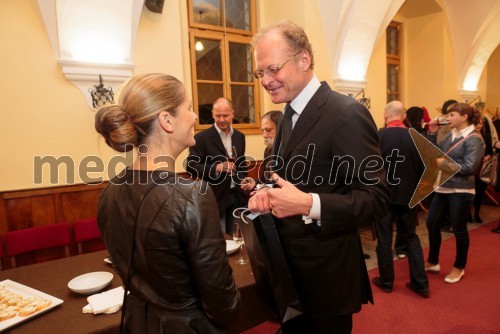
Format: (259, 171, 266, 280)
(37, 0, 145, 109)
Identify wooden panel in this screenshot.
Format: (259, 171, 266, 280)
(31, 195, 57, 227)
(5, 195, 56, 231)
(0, 195, 8, 234)
(61, 188, 103, 223)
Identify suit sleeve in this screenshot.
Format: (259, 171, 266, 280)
(318, 103, 390, 233)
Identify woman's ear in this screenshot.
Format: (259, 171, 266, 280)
(159, 111, 174, 133)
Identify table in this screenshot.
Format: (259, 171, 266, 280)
(0, 249, 274, 333)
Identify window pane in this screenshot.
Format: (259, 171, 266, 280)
(231, 85, 254, 124)
(197, 83, 223, 124)
(225, 0, 251, 30)
(229, 42, 253, 82)
(387, 94, 399, 103)
(387, 64, 399, 93)
(195, 39, 222, 81)
(192, 0, 222, 26)
(386, 26, 399, 55)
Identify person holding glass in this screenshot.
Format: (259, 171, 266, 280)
(186, 97, 249, 234)
(95, 73, 240, 333)
(425, 103, 485, 284)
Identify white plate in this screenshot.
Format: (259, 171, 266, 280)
(67, 271, 114, 295)
(226, 240, 240, 255)
(0, 279, 63, 332)
(104, 256, 112, 265)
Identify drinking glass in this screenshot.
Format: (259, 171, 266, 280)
(232, 222, 248, 265)
(226, 146, 237, 175)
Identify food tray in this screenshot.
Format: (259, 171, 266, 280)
(0, 279, 63, 332)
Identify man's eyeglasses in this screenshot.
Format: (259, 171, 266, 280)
(253, 52, 301, 79)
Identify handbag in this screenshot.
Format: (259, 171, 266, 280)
(235, 211, 302, 324)
(480, 154, 498, 185)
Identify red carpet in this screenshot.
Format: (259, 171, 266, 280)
(354, 220, 500, 334)
(243, 220, 500, 334)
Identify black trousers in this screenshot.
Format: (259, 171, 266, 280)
(375, 205, 428, 290)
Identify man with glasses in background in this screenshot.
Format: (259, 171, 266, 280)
(248, 21, 389, 333)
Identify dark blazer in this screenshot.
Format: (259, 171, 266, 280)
(379, 126, 424, 206)
(186, 126, 248, 218)
(271, 82, 389, 317)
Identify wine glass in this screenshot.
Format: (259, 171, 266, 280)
(422, 116, 450, 128)
(225, 146, 237, 175)
(232, 222, 248, 265)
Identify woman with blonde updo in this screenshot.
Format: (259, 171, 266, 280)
(425, 103, 485, 284)
(95, 73, 240, 333)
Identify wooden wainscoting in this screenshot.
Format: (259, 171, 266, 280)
(0, 183, 106, 233)
(0, 183, 107, 268)
(0, 159, 262, 269)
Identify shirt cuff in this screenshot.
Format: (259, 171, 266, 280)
(303, 193, 320, 224)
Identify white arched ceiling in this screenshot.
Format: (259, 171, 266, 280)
(318, 0, 405, 94)
(440, 0, 500, 92)
(37, 0, 145, 109)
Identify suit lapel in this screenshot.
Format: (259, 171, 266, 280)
(280, 83, 330, 161)
(272, 110, 285, 157)
(210, 126, 227, 155)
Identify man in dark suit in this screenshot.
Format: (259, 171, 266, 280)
(372, 100, 429, 298)
(186, 97, 248, 234)
(248, 21, 389, 333)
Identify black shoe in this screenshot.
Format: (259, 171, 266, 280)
(372, 277, 392, 293)
(474, 215, 483, 223)
(405, 282, 430, 298)
(492, 227, 500, 233)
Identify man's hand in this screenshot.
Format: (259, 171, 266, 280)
(215, 161, 235, 173)
(248, 186, 271, 213)
(268, 174, 313, 218)
(241, 177, 256, 191)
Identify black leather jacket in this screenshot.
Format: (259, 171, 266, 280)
(98, 170, 240, 333)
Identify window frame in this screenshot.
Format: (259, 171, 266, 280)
(386, 21, 402, 103)
(187, 0, 261, 134)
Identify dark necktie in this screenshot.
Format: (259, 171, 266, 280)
(280, 104, 295, 154)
